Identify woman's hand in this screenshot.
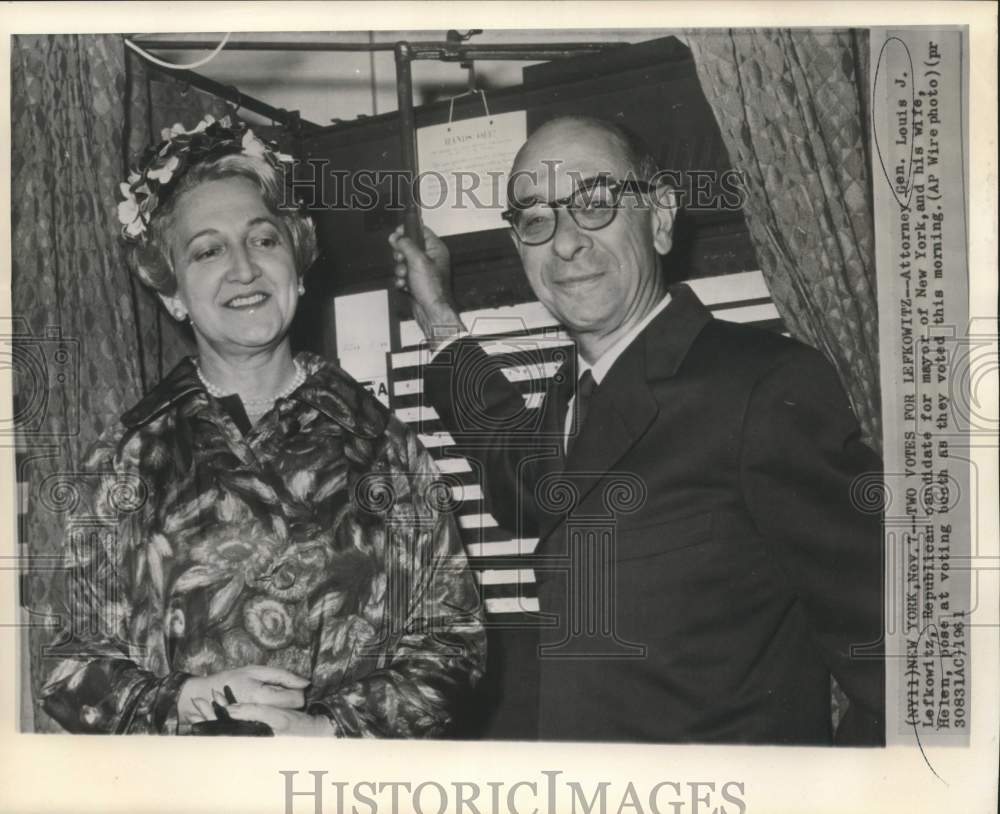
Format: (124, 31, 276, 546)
(177, 665, 309, 725)
(225, 704, 336, 736)
(388, 224, 465, 346)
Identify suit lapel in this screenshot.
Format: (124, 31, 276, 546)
(535, 284, 713, 551)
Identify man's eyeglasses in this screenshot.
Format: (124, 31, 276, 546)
(501, 178, 657, 246)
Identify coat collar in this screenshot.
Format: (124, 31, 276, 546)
(121, 358, 203, 429)
(121, 351, 385, 439)
(294, 353, 386, 440)
(641, 282, 714, 380)
(546, 282, 712, 395)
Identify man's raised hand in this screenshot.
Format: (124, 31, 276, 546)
(388, 224, 466, 345)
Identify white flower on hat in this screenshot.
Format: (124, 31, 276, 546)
(147, 155, 180, 185)
(241, 129, 267, 159)
(160, 115, 216, 145)
(242, 129, 293, 164)
(117, 191, 143, 237)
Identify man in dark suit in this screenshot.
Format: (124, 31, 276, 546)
(389, 115, 884, 745)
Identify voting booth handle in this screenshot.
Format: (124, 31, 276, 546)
(394, 38, 494, 252)
(394, 41, 425, 251)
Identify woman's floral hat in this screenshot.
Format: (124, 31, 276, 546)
(117, 114, 293, 243)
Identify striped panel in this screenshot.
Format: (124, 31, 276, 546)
(485, 596, 540, 614)
(466, 538, 539, 557)
(459, 513, 499, 530)
(476, 569, 536, 587)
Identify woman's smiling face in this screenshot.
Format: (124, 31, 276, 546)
(160, 176, 299, 360)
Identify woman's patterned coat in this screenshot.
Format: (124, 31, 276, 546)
(40, 353, 485, 736)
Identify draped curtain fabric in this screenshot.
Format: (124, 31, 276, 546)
(12, 34, 227, 731)
(682, 29, 881, 451)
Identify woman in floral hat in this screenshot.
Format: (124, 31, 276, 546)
(39, 117, 485, 737)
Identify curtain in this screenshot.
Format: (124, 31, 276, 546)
(682, 29, 881, 452)
(12, 34, 227, 731)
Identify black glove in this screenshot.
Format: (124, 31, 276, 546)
(190, 685, 274, 737)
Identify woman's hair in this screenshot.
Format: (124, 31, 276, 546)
(128, 153, 318, 296)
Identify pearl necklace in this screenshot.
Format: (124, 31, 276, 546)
(196, 358, 306, 413)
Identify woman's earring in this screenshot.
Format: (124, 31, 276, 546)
(173, 308, 187, 321)
(297, 282, 306, 295)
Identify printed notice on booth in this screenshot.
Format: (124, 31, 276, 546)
(417, 110, 526, 237)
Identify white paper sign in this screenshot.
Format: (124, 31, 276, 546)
(416, 110, 527, 237)
(334, 290, 391, 407)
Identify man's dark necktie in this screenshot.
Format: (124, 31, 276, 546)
(566, 369, 597, 458)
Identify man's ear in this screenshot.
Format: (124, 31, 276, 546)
(649, 184, 678, 256)
(158, 292, 188, 322)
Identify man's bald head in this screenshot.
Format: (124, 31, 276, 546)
(511, 116, 660, 187)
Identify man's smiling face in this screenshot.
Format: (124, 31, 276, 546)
(508, 119, 673, 349)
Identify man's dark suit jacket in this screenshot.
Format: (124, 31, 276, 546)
(424, 284, 885, 745)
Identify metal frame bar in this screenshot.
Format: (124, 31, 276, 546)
(131, 37, 623, 60)
(138, 62, 321, 131)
